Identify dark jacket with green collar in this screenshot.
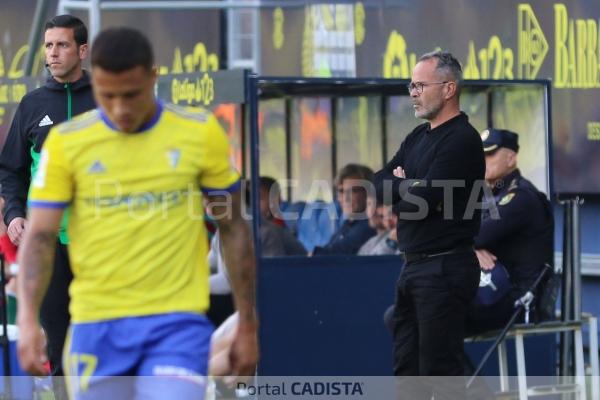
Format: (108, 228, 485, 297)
(0, 71, 95, 243)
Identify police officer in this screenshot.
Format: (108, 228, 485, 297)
(467, 128, 554, 335)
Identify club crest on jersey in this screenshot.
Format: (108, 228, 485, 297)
(167, 149, 181, 169)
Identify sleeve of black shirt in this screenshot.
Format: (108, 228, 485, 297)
(393, 130, 481, 215)
(474, 188, 534, 249)
(0, 104, 33, 226)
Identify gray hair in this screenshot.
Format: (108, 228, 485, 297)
(419, 51, 463, 92)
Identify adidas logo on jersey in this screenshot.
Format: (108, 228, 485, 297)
(38, 115, 54, 127)
(88, 160, 106, 174)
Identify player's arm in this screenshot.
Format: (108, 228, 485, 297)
(16, 129, 72, 376)
(17, 207, 64, 375)
(207, 189, 258, 377)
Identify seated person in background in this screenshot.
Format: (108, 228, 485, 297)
(312, 164, 376, 255)
(358, 198, 401, 256)
(466, 128, 554, 335)
(259, 176, 286, 227)
(257, 177, 307, 256)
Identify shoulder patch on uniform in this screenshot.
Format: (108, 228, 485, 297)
(480, 129, 490, 141)
(499, 192, 515, 206)
(55, 110, 100, 134)
(164, 103, 209, 123)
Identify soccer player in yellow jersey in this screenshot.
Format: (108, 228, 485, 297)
(17, 27, 258, 399)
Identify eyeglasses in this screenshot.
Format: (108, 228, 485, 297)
(407, 81, 449, 94)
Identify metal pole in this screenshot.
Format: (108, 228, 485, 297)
(24, 0, 50, 76)
(58, 0, 254, 10)
(247, 72, 261, 258)
(560, 199, 574, 378)
(571, 197, 583, 321)
(284, 99, 292, 202)
(89, 0, 101, 41)
(380, 96, 388, 166)
(330, 98, 338, 183)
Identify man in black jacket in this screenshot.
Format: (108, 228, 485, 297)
(375, 51, 485, 399)
(0, 14, 95, 388)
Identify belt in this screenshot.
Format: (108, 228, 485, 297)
(403, 245, 474, 263)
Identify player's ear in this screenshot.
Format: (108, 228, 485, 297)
(150, 66, 158, 84)
(78, 43, 89, 60)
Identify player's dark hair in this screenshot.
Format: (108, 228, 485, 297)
(91, 27, 154, 72)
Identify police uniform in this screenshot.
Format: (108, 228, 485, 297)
(466, 129, 554, 335)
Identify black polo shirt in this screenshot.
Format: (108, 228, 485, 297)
(375, 112, 485, 254)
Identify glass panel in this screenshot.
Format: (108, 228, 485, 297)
(489, 86, 549, 194)
(335, 96, 382, 171)
(459, 90, 488, 133)
(213, 103, 243, 172)
(258, 99, 287, 197)
(386, 96, 417, 160)
(290, 97, 333, 202)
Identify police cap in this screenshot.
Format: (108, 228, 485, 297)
(480, 128, 519, 153)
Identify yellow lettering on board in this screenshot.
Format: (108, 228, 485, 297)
(554, 3, 600, 88)
(8, 45, 28, 79)
(383, 31, 411, 78)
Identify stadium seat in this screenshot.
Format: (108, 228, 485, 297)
(281, 201, 343, 252)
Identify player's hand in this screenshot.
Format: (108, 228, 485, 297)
(228, 319, 259, 379)
(7, 217, 27, 245)
(392, 166, 406, 178)
(475, 249, 497, 271)
(17, 318, 48, 376)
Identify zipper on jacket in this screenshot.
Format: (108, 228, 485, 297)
(65, 82, 72, 120)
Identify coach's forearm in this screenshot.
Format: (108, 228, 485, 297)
(17, 230, 56, 322)
(219, 220, 257, 326)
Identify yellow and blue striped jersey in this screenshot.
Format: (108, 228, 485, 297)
(29, 102, 240, 323)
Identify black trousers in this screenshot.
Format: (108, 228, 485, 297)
(39, 242, 72, 377)
(392, 251, 479, 399)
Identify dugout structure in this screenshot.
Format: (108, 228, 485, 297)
(156, 71, 562, 376)
(1, 72, 567, 378)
